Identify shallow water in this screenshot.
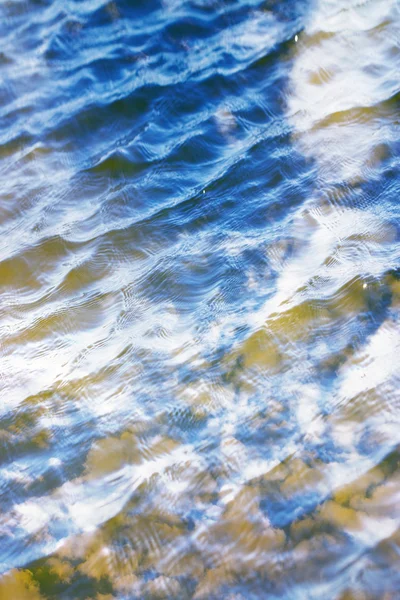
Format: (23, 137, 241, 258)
(0, 0, 399, 598)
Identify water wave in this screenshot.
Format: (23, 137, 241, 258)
(0, 0, 399, 598)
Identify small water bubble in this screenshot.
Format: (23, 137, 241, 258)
(295, 35, 298, 43)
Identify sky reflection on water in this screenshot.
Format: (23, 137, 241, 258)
(0, 0, 399, 598)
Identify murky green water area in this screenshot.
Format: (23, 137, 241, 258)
(0, 0, 399, 598)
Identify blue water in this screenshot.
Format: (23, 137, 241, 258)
(0, 0, 399, 598)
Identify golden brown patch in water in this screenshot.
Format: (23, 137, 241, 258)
(0, 569, 44, 600)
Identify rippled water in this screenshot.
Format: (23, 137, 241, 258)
(0, 0, 399, 598)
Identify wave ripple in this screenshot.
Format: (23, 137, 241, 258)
(0, 0, 399, 598)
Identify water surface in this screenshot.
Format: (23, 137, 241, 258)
(0, 0, 400, 598)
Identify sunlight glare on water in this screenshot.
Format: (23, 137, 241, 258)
(0, 0, 399, 598)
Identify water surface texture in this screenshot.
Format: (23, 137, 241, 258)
(1, 0, 400, 598)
